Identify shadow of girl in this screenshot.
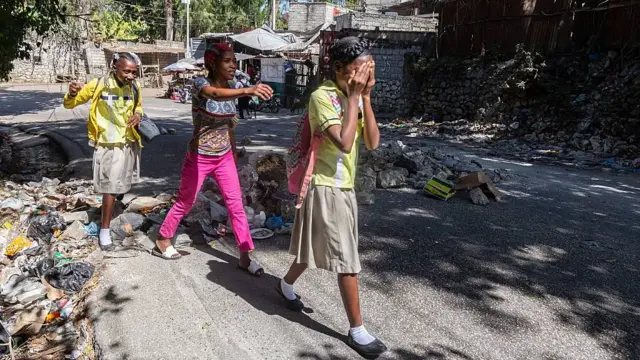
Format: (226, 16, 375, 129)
(201, 245, 346, 343)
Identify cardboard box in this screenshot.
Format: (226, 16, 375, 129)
(455, 172, 491, 190)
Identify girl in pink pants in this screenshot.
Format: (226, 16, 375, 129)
(153, 43, 274, 276)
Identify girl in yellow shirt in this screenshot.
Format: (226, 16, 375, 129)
(277, 37, 387, 359)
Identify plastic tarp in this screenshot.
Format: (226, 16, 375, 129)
(230, 28, 292, 51)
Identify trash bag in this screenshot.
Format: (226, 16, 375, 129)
(32, 258, 55, 278)
(0, 322, 10, 345)
(19, 255, 54, 278)
(0, 198, 24, 211)
(45, 262, 95, 293)
(27, 208, 66, 244)
(265, 216, 284, 231)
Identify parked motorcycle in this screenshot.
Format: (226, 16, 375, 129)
(257, 96, 281, 113)
(179, 85, 192, 104)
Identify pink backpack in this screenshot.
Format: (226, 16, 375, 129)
(286, 91, 342, 208)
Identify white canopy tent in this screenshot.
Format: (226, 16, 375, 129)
(163, 61, 198, 72)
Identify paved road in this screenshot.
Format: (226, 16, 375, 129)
(1, 85, 639, 360)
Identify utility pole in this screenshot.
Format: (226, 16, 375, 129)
(165, 0, 174, 41)
(271, 0, 277, 30)
(182, 0, 191, 57)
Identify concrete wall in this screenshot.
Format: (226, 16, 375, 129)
(363, 0, 402, 13)
(7, 40, 186, 85)
(84, 43, 110, 80)
(368, 45, 421, 116)
(335, 12, 438, 32)
(8, 39, 77, 83)
(289, 2, 345, 32)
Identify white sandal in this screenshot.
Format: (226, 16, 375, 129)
(238, 260, 264, 276)
(152, 245, 182, 260)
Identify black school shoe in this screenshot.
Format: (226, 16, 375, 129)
(99, 243, 115, 252)
(275, 281, 304, 312)
(346, 333, 388, 359)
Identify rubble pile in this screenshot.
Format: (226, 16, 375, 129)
(403, 46, 640, 168)
(355, 140, 511, 205)
(0, 178, 102, 359)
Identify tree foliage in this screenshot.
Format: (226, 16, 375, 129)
(92, 5, 148, 41)
(0, 0, 289, 80)
(184, 0, 268, 36)
(0, 0, 64, 80)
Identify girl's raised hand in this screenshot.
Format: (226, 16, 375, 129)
(347, 63, 370, 98)
(364, 61, 375, 96)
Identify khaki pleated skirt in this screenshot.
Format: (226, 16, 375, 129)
(289, 185, 361, 274)
(93, 142, 140, 195)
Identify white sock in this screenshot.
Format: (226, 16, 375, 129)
(280, 279, 296, 301)
(99, 229, 112, 246)
(350, 325, 376, 345)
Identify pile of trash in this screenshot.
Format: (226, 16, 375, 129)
(0, 178, 101, 359)
(355, 140, 511, 205)
(402, 45, 640, 168)
(0, 160, 298, 358)
(111, 152, 296, 253)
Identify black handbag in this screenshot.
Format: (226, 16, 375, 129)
(131, 84, 160, 143)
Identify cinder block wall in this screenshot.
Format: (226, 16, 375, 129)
(289, 2, 337, 32)
(336, 12, 438, 32)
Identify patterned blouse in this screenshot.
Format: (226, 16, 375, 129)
(189, 76, 239, 156)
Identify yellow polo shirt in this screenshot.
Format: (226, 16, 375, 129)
(309, 81, 364, 189)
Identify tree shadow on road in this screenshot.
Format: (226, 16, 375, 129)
(5, 109, 640, 358)
(355, 166, 640, 358)
(0, 89, 63, 117)
(298, 342, 476, 360)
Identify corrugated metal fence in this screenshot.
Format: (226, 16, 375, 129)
(439, 0, 640, 56)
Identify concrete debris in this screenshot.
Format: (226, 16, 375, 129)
(110, 213, 148, 241)
(241, 136, 253, 146)
(482, 182, 503, 201)
(377, 168, 408, 189)
(62, 211, 89, 224)
(469, 187, 490, 206)
(63, 221, 88, 241)
(356, 191, 376, 205)
(126, 197, 166, 213)
(355, 140, 512, 204)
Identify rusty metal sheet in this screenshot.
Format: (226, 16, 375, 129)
(438, 0, 637, 56)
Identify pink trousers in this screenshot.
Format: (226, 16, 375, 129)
(159, 150, 254, 252)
